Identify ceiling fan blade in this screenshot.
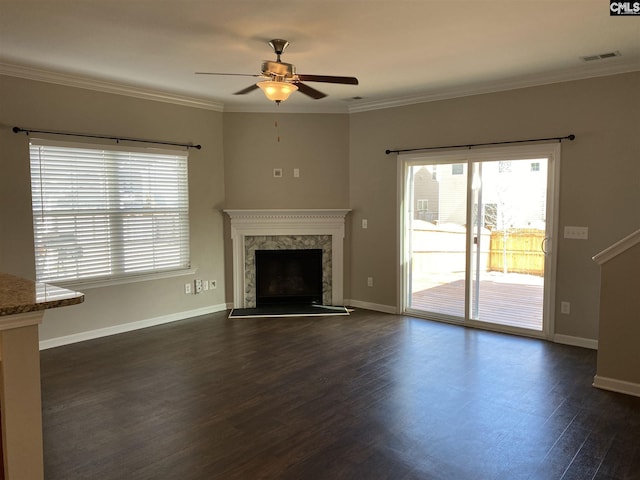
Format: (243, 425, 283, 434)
(233, 84, 260, 95)
(297, 74, 359, 85)
(295, 82, 327, 100)
(195, 72, 260, 77)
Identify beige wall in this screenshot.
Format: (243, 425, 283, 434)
(222, 112, 351, 302)
(0, 75, 226, 341)
(223, 112, 349, 209)
(349, 72, 640, 340)
(596, 242, 640, 385)
(1, 72, 638, 345)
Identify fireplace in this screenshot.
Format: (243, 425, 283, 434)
(224, 209, 351, 308)
(255, 249, 323, 306)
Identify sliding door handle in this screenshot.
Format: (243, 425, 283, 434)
(541, 236, 550, 255)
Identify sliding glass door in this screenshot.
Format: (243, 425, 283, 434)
(400, 144, 560, 337)
(404, 162, 468, 319)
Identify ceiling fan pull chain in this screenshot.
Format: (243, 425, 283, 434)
(274, 103, 281, 143)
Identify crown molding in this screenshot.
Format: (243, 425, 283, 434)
(2, 60, 638, 115)
(0, 62, 348, 114)
(0, 62, 224, 112)
(347, 60, 640, 113)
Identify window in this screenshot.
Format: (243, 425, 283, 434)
(531, 162, 540, 172)
(29, 139, 190, 284)
(452, 164, 464, 175)
(483, 203, 498, 229)
(499, 161, 512, 173)
(417, 199, 429, 211)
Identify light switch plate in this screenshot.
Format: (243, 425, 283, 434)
(564, 226, 588, 240)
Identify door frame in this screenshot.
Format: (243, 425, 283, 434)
(397, 143, 561, 340)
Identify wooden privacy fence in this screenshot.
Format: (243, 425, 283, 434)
(488, 229, 545, 276)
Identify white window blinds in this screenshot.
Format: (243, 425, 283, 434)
(29, 139, 190, 284)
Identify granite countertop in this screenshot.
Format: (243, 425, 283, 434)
(0, 272, 84, 316)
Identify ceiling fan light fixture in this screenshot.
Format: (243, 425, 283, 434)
(257, 80, 298, 102)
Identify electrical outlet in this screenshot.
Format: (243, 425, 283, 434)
(293, 168, 300, 178)
(194, 279, 203, 294)
(210, 280, 217, 289)
(203, 279, 209, 291)
(367, 277, 374, 287)
(561, 301, 571, 314)
(362, 219, 368, 229)
(184, 283, 192, 294)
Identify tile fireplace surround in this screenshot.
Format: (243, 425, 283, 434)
(224, 209, 351, 308)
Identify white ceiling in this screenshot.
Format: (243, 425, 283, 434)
(1, 1, 638, 113)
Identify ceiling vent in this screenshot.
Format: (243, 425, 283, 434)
(580, 51, 621, 62)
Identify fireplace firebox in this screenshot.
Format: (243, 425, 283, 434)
(255, 249, 323, 306)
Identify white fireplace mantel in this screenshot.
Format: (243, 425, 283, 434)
(224, 209, 351, 308)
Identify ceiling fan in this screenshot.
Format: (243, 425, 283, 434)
(195, 39, 359, 103)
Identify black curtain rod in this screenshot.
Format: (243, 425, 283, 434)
(385, 134, 575, 155)
(12, 126, 202, 150)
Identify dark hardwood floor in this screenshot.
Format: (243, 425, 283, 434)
(40, 309, 640, 479)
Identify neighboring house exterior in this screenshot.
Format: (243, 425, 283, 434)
(413, 159, 548, 230)
(412, 166, 439, 222)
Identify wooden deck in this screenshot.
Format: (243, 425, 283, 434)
(411, 276, 543, 331)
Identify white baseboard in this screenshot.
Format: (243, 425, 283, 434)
(553, 334, 598, 350)
(342, 307, 600, 351)
(345, 299, 397, 315)
(39, 303, 228, 350)
(593, 375, 640, 398)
